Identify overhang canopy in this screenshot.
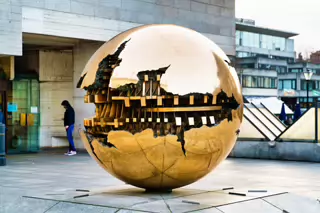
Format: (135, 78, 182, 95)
(236, 23, 299, 38)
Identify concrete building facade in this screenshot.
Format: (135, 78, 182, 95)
(0, 0, 236, 152)
(278, 62, 320, 110)
(235, 18, 298, 98)
(235, 18, 320, 111)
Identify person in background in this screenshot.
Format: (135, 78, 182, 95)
(61, 100, 76, 156)
(285, 117, 293, 126)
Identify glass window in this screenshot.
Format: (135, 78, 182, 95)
(257, 77, 264, 87)
(286, 39, 294, 52)
(271, 78, 276, 88)
(243, 76, 252, 87)
(236, 51, 257, 58)
(301, 80, 315, 90)
(251, 76, 257, 87)
(279, 80, 283, 89)
(292, 80, 296, 89)
(242, 76, 277, 89)
(281, 79, 296, 90)
(289, 68, 302, 73)
(236, 31, 240, 46)
(238, 31, 287, 51)
(264, 77, 271, 88)
(239, 63, 255, 68)
(300, 98, 314, 103)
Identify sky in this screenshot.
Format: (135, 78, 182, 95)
(236, 0, 320, 56)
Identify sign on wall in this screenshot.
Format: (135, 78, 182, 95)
(31, 106, 38, 114)
(8, 103, 18, 112)
(283, 89, 296, 97)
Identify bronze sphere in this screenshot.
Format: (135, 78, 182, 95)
(78, 24, 243, 190)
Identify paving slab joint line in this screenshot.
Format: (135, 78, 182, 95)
(261, 197, 288, 212)
(23, 195, 154, 213)
(43, 201, 60, 213)
(114, 206, 155, 213)
(161, 194, 173, 213)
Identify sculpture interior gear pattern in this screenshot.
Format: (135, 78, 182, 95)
(77, 24, 244, 191)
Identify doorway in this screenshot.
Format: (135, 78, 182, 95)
(0, 91, 7, 122)
(0, 82, 8, 153)
(7, 78, 40, 153)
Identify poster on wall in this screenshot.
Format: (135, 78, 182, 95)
(31, 106, 38, 114)
(283, 89, 296, 97)
(8, 103, 18, 112)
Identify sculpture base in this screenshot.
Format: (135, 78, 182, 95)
(20, 185, 312, 213)
(145, 188, 173, 193)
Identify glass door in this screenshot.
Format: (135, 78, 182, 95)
(7, 79, 40, 153)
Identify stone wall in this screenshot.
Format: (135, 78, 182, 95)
(38, 50, 74, 147)
(3, 0, 235, 56)
(0, 0, 22, 56)
(229, 141, 320, 163)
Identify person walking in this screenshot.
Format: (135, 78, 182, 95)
(61, 100, 76, 156)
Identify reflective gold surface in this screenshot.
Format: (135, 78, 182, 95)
(79, 24, 231, 95)
(78, 24, 243, 190)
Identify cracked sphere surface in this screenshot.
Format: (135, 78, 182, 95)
(78, 24, 243, 190)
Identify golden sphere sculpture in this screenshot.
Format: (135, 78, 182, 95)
(77, 24, 243, 191)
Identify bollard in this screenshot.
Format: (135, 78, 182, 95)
(0, 123, 6, 166)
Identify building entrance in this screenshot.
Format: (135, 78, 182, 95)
(0, 80, 8, 153)
(7, 78, 40, 153)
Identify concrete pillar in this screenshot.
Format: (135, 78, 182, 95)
(297, 73, 301, 91)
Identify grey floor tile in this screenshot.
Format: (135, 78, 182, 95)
(215, 187, 287, 198)
(264, 193, 320, 213)
(2, 197, 58, 213)
(217, 199, 282, 213)
(2, 152, 320, 213)
(192, 207, 224, 212)
(157, 198, 212, 213)
(166, 191, 250, 207)
(66, 193, 155, 209)
(116, 210, 150, 213)
(46, 202, 118, 213)
(129, 199, 172, 213)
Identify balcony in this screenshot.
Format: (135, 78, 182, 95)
(243, 87, 278, 97)
(236, 46, 295, 59)
(239, 69, 278, 77)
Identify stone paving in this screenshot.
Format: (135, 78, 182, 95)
(0, 150, 320, 212)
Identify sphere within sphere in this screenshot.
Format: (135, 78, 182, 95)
(79, 24, 243, 190)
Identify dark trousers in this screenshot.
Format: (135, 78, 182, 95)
(67, 124, 76, 151)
